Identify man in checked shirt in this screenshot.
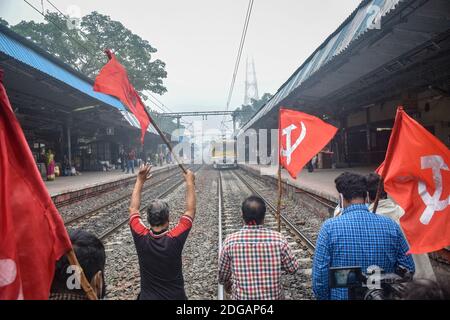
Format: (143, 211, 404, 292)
(218, 195, 299, 300)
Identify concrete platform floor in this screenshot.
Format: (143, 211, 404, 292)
(45, 164, 175, 197)
(242, 164, 377, 202)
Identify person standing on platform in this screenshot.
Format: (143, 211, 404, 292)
(46, 149, 56, 181)
(120, 149, 126, 172)
(126, 148, 136, 174)
(63, 155, 71, 176)
(366, 173, 436, 282)
(218, 196, 299, 299)
(159, 151, 164, 166)
(312, 172, 415, 300)
(128, 164, 196, 300)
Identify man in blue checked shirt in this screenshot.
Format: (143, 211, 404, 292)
(312, 172, 415, 300)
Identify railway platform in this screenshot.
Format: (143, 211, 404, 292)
(240, 164, 376, 203)
(47, 164, 176, 207)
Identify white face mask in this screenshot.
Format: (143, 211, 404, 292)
(339, 193, 345, 210)
(365, 191, 370, 208)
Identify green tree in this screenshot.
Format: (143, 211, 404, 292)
(233, 93, 272, 127)
(10, 11, 167, 95)
(0, 18, 9, 27)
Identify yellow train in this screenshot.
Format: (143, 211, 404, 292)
(211, 139, 237, 169)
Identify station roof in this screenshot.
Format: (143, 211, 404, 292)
(239, 0, 450, 133)
(0, 24, 158, 135)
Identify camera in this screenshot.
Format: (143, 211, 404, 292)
(329, 265, 413, 300)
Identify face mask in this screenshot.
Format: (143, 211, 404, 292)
(339, 193, 344, 210)
(365, 191, 370, 208)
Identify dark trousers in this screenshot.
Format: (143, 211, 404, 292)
(307, 160, 314, 172)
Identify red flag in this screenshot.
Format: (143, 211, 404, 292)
(279, 108, 337, 178)
(376, 107, 450, 254)
(93, 50, 151, 144)
(0, 69, 72, 299)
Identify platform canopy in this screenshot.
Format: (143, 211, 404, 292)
(239, 0, 450, 133)
(0, 23, 158, 135)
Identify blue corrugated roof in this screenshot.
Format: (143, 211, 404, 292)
(239, 0, 404, 133)
(0, 25, 126, 111)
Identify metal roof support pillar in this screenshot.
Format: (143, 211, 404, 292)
(366, 108, 372, 164)
(342, 116, 349, 168)
(67, 116, 72, 170)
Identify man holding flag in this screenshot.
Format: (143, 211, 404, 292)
(0, 69, 96, 300)
(375, 107, 450, 255)
(276, 107, 415, 300)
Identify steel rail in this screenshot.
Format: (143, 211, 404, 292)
(217, 171, 225, 300)
(65, 166, 188, 226)
(233, 170, 316, 252)
(98, 166, 202, 240)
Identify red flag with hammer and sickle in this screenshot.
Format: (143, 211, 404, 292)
(279, 108, 337, 179)
(377, 107, 450, 254)
(94, 50, 151, 144)
(0, 69, 72, 299)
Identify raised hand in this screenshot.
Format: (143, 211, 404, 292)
(137, 163, 152, 183)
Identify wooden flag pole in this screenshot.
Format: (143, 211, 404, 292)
(372, 176, 384, 214)
(276, 110, 282, 233)
(276, 162, 282, 233)
(143, 108, 187, 174)
(66, 249, 98, 300)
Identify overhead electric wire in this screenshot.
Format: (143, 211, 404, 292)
(23, 0, 98, 59)
(220, 0, 254, 132)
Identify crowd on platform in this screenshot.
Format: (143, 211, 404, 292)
(48, 164, 449, 301)
(41, 146, 174, 183)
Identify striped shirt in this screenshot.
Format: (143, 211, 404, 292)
(218, 225, 299, 300)
(312, 204, 415, 300)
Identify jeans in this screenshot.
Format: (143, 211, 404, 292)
(126, 160, 134, 174)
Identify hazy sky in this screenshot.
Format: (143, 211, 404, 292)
(1, 0, 361, 131)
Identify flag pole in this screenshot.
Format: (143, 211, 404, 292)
(372, 176, 384, 214)
(276, 109, 282, 233)
(143, 108, 187, 174)
(66, 249, 98, 300)
(277, 162, 282, 233)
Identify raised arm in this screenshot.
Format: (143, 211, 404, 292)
(129, 164, 152, 216)
(183, 169, 196, 221)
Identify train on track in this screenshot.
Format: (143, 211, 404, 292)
(211, 139, 237, 169)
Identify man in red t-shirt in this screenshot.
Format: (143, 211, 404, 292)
(128, 164, 196, 299)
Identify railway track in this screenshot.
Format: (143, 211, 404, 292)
(239, 165, 337, 220)
(66, 165, 201, 241)
(64, 166, 189, 226)
(53, 165, 178, 208)
(217, 169, 315, 300)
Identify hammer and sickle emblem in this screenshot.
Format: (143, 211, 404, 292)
(281, 122, 306, 165)
(418, 155, 450, 225)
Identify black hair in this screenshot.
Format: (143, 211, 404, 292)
(241, 196, 266, 225)
(147, 199, 170, 226)
(366, 173, 387, 201)
(51, 229, 106, 297)
(334, 172, 368, 201)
